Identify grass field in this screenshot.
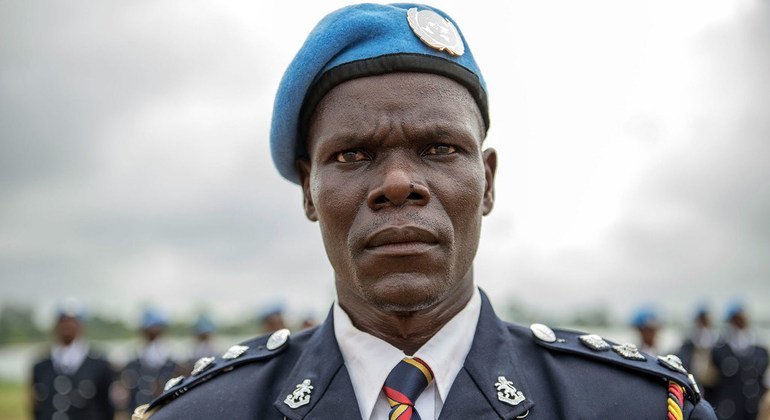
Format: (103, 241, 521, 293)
(0, 381, 26, 420)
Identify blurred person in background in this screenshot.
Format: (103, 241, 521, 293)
(631, 306, 661, 355)
(710, 302, 769, 419)
(678, 304, 718, 399)
(188, 314, 217, 364)
(30, 306, 114, 420)
(258, 302, 286, 334)
(118, 309, 180, 413)
(300, 312, 317, 330)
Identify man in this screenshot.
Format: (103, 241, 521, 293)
(678, 305, 719, 399)
(31, 308, 115, 420)
(136, 4, 716, 419)
(710, 302, 769, 419)
(631, 306, 661, 355)
(120, 309, 180, 413)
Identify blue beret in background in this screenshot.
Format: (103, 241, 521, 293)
(631, 306, 660, 329)
(141, 308, 169, 330)
(270, 3, 489, 183)
(193, 314, 216, 335)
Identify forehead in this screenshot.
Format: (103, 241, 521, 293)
(307, 73, 484, 145)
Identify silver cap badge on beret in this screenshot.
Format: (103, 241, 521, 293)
(579, 334, 610, 351)
(407, 8, 465, 56)
(530, 323, 556, 343)
(191, 356, 216, 375)
(267, 328, 291, 350)
(612, 343, 646, 361)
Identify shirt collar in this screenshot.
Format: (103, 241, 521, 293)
(334, 288, 481, 419)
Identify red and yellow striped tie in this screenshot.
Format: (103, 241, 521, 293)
(382, 357, 434, 420)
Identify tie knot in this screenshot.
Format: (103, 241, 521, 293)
(383, 357, 434, 408)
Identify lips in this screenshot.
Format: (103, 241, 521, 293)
(364, 226, 439, 254)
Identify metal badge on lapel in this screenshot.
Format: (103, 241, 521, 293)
(406, 8, 465, 56)
(578, 334, 610, 351)
(191, 356, 216, 375)
(529, 323, 556, 343)
(267, 328, 291, 350)
(222, 345, 249, 360)
(612, 343, 646, 361)
(284, 379, 313, 409)
(163, 376, 184, 391)
(494, 376, 526, 406)
(658, 354, 687, 374)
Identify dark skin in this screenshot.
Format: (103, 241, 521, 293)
(297, 72, 497, 354)
(54, 316, 82, 346)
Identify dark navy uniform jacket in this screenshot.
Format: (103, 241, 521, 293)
(32, 350, 115, 420)
(144, 292, 717, 419)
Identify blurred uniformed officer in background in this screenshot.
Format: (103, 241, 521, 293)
(134, 3, 717, 419)
(31, 306, 114, 420)
(710, 302, 769, 419)
(119, 309, 180, 413)
(631, 306, 661, 355)
(678, 304, 719, 399)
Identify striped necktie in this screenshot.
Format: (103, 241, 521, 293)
(382, 357, 434, 420)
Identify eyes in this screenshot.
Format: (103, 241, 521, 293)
(334, 144, 457, 163)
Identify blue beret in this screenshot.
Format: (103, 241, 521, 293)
(141, 308, 168, 330)
(193, 314, 216, 335)
(631, 307, 660, 329)
(258, 301, 285, 321)
(270, 3, 489, 183)
(725, 300, 745, 320)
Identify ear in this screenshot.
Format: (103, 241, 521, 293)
(481, 148, 497, 216)
(296, 159, 318, 222)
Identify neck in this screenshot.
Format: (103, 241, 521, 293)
(336, 272, 475, 355)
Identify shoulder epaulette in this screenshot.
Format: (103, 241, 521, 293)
(134, 328, 293, 419)
(528, 323, 702, 405)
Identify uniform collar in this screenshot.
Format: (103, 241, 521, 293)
(274, 289, 535, 420)
(333, 288, 481, 419)
(440, 290, 535, 419)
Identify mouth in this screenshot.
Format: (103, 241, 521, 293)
(364, 225, 439, 256)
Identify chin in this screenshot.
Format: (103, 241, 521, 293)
(359, 272, 449, 313)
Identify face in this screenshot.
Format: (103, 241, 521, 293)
(55, 316, 82, 345)
(298, 73, 496, 313)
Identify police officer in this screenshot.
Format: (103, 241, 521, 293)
(136, 3, 717, 419)
(710, 302, 769, 419)
(120, 309, 180, 413)
(31, 307, 115, 420)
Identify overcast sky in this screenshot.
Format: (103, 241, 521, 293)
(1, 0, 768, 327)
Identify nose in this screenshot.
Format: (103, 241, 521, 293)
(367, 167, 430, 210)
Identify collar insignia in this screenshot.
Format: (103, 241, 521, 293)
(284, 379, 313, 409)
(495, 376, 526, 406)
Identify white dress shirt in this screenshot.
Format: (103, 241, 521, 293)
(51, 339, 89, 375)
(334, 288, 481, 420)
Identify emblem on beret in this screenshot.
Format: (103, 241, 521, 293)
(612, 343, 646, 361)
(579, 334, 610, 351)
(495, 376, 526, 406)
(407, 8, 465, 56)
(284, 379, 313, 409)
